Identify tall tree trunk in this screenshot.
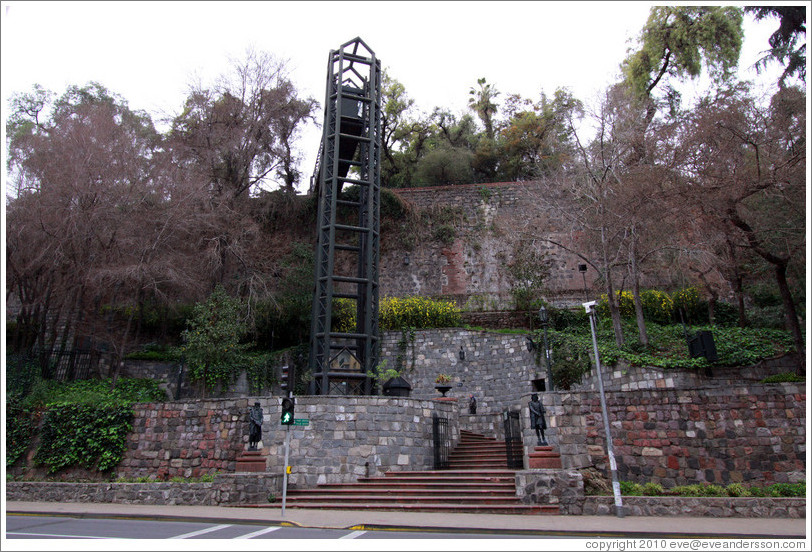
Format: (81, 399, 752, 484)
(629, 232, 649, 346)
(605, 269, 625, 348)
(725, 237, 748, 328)
(601, 225, 625, 347)
(774, 262, 805, 375)
(727, 208, 804, 374)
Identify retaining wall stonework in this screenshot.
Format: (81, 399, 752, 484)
(536, 383, 806, 488)
(5, 474, 281, 506)
(580, 496, 805, 518)
(382, 182, 630, 308)
(379, 328, 545, 435)
(115, 396, 459, 488)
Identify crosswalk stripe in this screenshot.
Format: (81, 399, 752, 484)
(169, 524, 233, 539)
(339, 530, 366, 539)
(235, 526, 283, 539)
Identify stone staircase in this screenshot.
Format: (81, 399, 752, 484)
(279, 429, 558, 515)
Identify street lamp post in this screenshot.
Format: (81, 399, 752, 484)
(538, 306, 554, 392)
(584, 300, 624, 518)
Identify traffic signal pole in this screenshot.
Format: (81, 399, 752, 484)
(281, 421, 291, 516)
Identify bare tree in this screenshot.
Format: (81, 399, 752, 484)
(6, 83, 211, 376)
(169, 49, 317, 198)
(679, 83, 806, 372)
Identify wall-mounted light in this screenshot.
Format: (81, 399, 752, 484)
(404, 254, 410, 266)
(458, 346, 465, 361)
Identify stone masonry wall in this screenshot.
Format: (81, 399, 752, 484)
(263, 396, 459, 488)
(537, 383, 805, 488)
(382, 182, 609, 308)
(118, 399, 252, 480)
(5, 473, 281, 506)
(117, 395, 459, 488)
(379, 328, 546, 436)
(581, 496, 805, 518)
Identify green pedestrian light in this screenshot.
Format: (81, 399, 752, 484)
(281, 397, 295, 425)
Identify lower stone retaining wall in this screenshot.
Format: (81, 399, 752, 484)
(115, 396, 460, 488)
(581, 496, 805, 518)
(515, 469, 585, 513)
(5, 473, 281, 506)
(535, 382, 805, 488)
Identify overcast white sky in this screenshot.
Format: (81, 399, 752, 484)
(0, 1, 792, 193)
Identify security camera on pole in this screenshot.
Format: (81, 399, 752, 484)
(583, 300, 624, 518)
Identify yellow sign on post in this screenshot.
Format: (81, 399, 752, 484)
(286, 466, 291, 474)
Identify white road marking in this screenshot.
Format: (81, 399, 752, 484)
(339, 530, 367, 539)
(168, 523, 233, 539)
(235, 526, 283, 539)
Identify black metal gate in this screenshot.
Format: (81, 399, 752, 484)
(432, 413, 449, 470)
(503, 410, 524, 469)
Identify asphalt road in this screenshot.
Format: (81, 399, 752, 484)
(5, 514, 535, 540)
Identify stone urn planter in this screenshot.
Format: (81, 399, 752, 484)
(434, 385, 452, 397)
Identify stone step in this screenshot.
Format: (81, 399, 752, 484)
(448, 461, 509, 469)
(290, 487, 517, 497)
(449, 450, 510, 458)
(378, 469, 516, 479)
(285, 493, 521, 504)
(528, 445, 563, 469)
(310, 477, 516, 490)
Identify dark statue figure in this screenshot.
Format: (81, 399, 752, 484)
(469, 395, 477, 414)
(248, 402, 263, 450)
(528, 393, 548, 446)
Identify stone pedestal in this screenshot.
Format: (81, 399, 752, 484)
(528, 445, 562, 469)
(235, 450, 267, 472)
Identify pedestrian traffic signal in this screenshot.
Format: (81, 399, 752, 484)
(281, 397, 295, 425)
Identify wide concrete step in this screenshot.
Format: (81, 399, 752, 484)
(275, 502, 558, 515)
(311, 481, 516, 491)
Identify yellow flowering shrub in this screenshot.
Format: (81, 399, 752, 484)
(379, 296, 461, 330)
(331, 296, 461, 331)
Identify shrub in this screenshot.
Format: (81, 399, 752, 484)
(125, 344, 181, 361)
(641, 290, 674, 325)
(671, 483, 726, 497)
(614, 481, 804, 498)
(34, 403, 133, 473)
(671, 287, 704, 324)
(547, 306, 589, 331)
(620, 481, 644, 496)
(762, 372, 805, 383)
(5, 396, 35, 466)
(332, 298, 357, 333)
(548, 335, 591, 390)
(766, 482, 805, 497)
(379, 296, 461, 330)
(597, 291, 636, 319)
(180, 285, 252, 392)
(747, 486, 766, 497)
(642, 482, 664, 496)
(10, 377, 165, 473)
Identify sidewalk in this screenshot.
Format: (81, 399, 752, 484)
(5, 501, 807, 538)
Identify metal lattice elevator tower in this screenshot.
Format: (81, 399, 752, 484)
(308, 38, 381, 395)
